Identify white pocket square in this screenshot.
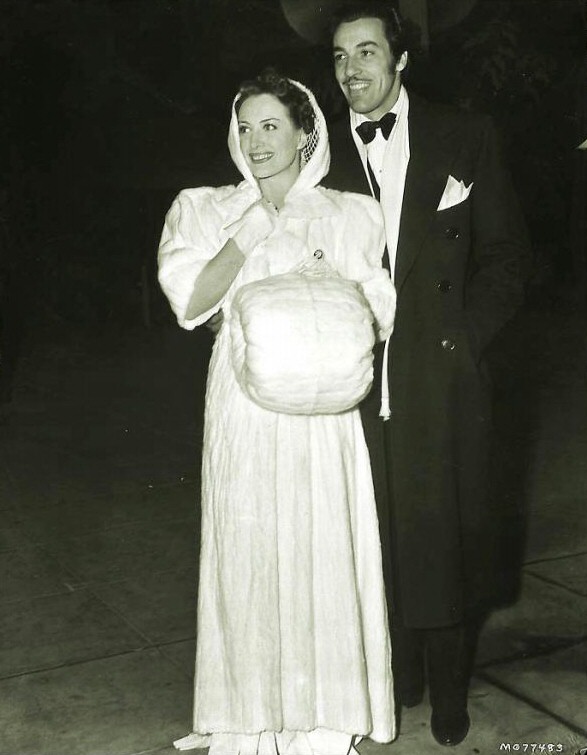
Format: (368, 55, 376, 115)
(437, 175, 473, 211)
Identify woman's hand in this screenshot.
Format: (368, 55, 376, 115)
(183, 201, 276, 323)
(227, 200, 277, 257)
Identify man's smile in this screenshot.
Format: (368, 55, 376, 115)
(346, 79, 370, 92)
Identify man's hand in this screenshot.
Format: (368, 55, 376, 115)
(205, 311, 224, 335)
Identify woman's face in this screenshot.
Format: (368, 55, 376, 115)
(237, 93, 306, 184)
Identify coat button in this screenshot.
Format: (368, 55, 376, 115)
(313, 249, 324, 259)
(437, 279, 452, 292)
(444, 227, 460, 239)
(441, 338, 456, 351)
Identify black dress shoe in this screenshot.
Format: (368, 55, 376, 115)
(430, 710, 470, 746)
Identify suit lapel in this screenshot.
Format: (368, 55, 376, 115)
(394, 96, 460, 291)
(327, 100, 463, 291)
(325, 118, 371, 196)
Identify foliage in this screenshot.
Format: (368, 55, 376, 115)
(441, 8, 560, 115)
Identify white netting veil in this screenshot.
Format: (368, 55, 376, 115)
(227, 74, 330, 197)
(300, 95, 320, 165)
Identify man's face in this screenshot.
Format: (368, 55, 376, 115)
(333, 17, 405, 120)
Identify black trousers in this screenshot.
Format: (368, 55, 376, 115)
(359, 379, 484, 715)
(391, 616, 484, 715)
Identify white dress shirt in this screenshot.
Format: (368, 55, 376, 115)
(349, 86, 411, 420)
(349, 85, 410, 282)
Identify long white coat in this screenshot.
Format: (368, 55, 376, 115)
(158, 82, 397, 755)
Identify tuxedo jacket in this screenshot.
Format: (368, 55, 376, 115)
(323, 94, 531, 627)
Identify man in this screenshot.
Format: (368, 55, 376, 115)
(323, 2, 531, 747)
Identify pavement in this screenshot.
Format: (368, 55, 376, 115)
(1, 304, 586, 755)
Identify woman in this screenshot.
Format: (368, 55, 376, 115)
(158, 70, 396, 755)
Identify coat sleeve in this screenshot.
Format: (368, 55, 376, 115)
(340, 194, 397, 342)
(466, 118, 532, 355)
(157, 188, 228, 329)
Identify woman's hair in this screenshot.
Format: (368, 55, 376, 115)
(235, 68, 315, 135)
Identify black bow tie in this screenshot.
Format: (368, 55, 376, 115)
(355, 112, 397, 144)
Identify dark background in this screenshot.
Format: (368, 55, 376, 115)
(1, 0, 586, 334)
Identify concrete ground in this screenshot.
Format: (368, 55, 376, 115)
(1, 305, 586, 755)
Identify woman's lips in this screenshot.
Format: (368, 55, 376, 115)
(250, 152, 273, 164)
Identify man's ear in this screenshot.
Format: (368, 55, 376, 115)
(395, 51, 408, 72)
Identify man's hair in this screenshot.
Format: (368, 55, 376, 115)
(330, 1, 410, 62)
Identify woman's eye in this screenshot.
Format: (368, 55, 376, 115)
(333, 53, 346, 63)
(238, 125, 249, 134)
(264, 123, 277, 131)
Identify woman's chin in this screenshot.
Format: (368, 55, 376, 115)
(250, 165, 274, 180)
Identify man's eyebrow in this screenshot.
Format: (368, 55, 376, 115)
(333, 40, 380, 51)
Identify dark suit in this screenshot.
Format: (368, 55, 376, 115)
(323, 94, 530, 708)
